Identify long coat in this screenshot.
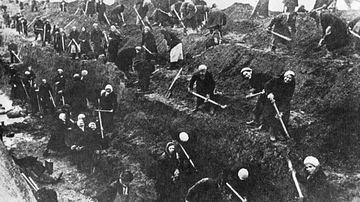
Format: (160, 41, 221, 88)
(319, 13, 350, 51)
(141, 32, 158, 60)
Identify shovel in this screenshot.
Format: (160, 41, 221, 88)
(191, 91, 228, 109)
(165, 67, 183, 98)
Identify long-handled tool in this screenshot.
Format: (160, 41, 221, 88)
(133, 6, 146, 27)
(165, 67, 182, 98)
(20, 79, 30, 100)
(178, 143, 198, 172)
(272, 102, 290, 138)
(142, 45, 155, 55)
(36, 92, 42, 113)
(226, 182, 247, 202)
(21, 173, 39, 191)
(27, 17, 37, 28)
(61, 95, 65, 105)
(269, 30, 292, 41)
(97, 99, 104, 139)
(48, 90, 56, 108)
(191, 91, 228, 109)
(174, 9, 185, 28)
(245, 89, 265, 99)
(71, 39, 80, 51)
(64, 19, 75, 29)
(95, 109, 113, 113)
(349, 29, 360, 39)
(318, 26, 331, 48)
(84, 1, 88, 16)
(285, 153, 304, 201)
(61, 35, 65, 52)
(104, 13, 110, 25)
(11, 51, 22, 63)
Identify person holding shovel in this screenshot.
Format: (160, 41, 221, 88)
(267, 11, 297, 54)
(99, 84, 117, 132)
(188, 64, 216, 115)
(294, 156, 334, 202)
(263, 70, 295, 141)
(241, 67, 273, 128)
(141, 26, 158, 61)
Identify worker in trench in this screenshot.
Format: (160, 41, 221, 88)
(309, 10, 350, 59)
(267, 11, 297, 54)
(241, 67, 273, 129)
(262, 70, 296, 142)
(188, 64, 216, 115)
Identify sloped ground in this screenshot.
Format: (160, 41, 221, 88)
(2, 0, 360, 201)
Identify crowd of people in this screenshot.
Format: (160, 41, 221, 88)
(2, 0, 356, 201)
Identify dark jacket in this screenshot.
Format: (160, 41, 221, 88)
(264, 75, 295, 107)
(185, 178, 222, 202)
(39, 83, 53, 100)
(247, 72, 273, 93)
(96, 2, 106, 14)
(141, 32, 158, 60)
(115, 47, 137, 73)
(99, 91, 117, 112)
(91, 28, 103, 44)
(268, 12, 297, 38)
(189, 71, 216, 95)
(69, 30, 80, 42)
(54, 74, 66, 91)
(161, 30, 181, 50)
(319, 12, 350, 51)
(33, 19, 44, 33)
(297, 168, 333, 202)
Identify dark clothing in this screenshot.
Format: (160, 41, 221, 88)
(108, 31, 124, 62)
(134, 60, 155, 91)
(207, 7, 226, 35)
(136, 2, 149, 19)
(31, 0, 38, 12)
(249, 0, 269, 19)
(313, 0, 334, 9)
(297, 168, 333, 202)
(86, 0, 96, 16)
(268, 13, 296, 49)
(141, 32, 158, 61)
(69, 30, 80, 42)
(189, 71, 216, 109)
(247, 72, 273, 122)
(34, 19, 44, 40)
(54, 74, 66, 105)
(263, 75, 295, 137)
(9, 74, 23, 100)
(3, 12, 11, 28)
(91, 28, 104, 58)
(67, 79, 87, 114)
(348, 16, 360, 51)
(39, 83, 54, 114)
(95, 179, 136, 202)
(110, 4, 125, 25)
(283, 0, 298, 12)
(185, 178, 222, 202)
(180, 2, 198, 29)
(79, 30, 92, 56)
(96, 2, 107, 24)
(161, 30, 181, 49)
(47, 119, 69, 152)
(19, 19, 28, 36)
(114, 47, 137, 77)
(189, 71, 215, 95)
(54, 32, 66, 53)
(44, 23, 52, 43)
(319, 13, 350, 51)
(8, 43, 19, 63)
(60, 1, 66, 12)
(99, 90, 117, 131)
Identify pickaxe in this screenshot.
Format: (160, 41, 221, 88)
(95, 109, 113, 113)
(20, 79, 30, 100)
(27, 17, 37, 28)
(245, 89, 265, 99)
(272, 101, 290, 138)
(165, 67, 182, 98)
(269, 30, 292, 41)
(226, 182, 247, 202)
(178, 143, 198, 172)
(349, 28, 360, 39)
(173, 9, 185, 28)
(64, 19, 75, 29)
(191, 91, 228, 109)
(142, 45, 155, 55)
(286, 157, 304, 201)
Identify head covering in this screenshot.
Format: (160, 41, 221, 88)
(58, 113, 66, 120)
(165, 142, 175, 154)
(105, 84, 113, 92)
(120, 170, 134, 183)
(57, 68, 63, 72)
(81, 70, 88, 76)
(304, 156, 320, 167)
(135, 46, 142, 51)
(78, 113, 86, 120)
(88, 122, 96, 128)
(73, 73, 80, 78)
(24, 71, 30, 75)
(198, 65, 207, 71)
(284, 70, 295, 77)
(238, 168, 249, 180)
(144, 26, 151, 32)
(240, 67, 252, 75)
(72, 26, 76, 29)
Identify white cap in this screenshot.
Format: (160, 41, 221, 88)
(58, 113, 66, 120)
(179, 132, 189, 142)
(78, 113, 86, 120)
(238, 168, 249, 180)
(198, 65, 207, 71)
(24, 71, 30, 75)
(105, 84, 113, 91)
(284, 70, 295, 77)
(240, 67, 252, 74)
(57, 68, 63, 72)
(304, 156, 320, 167)
(81, 70, 88, 76)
